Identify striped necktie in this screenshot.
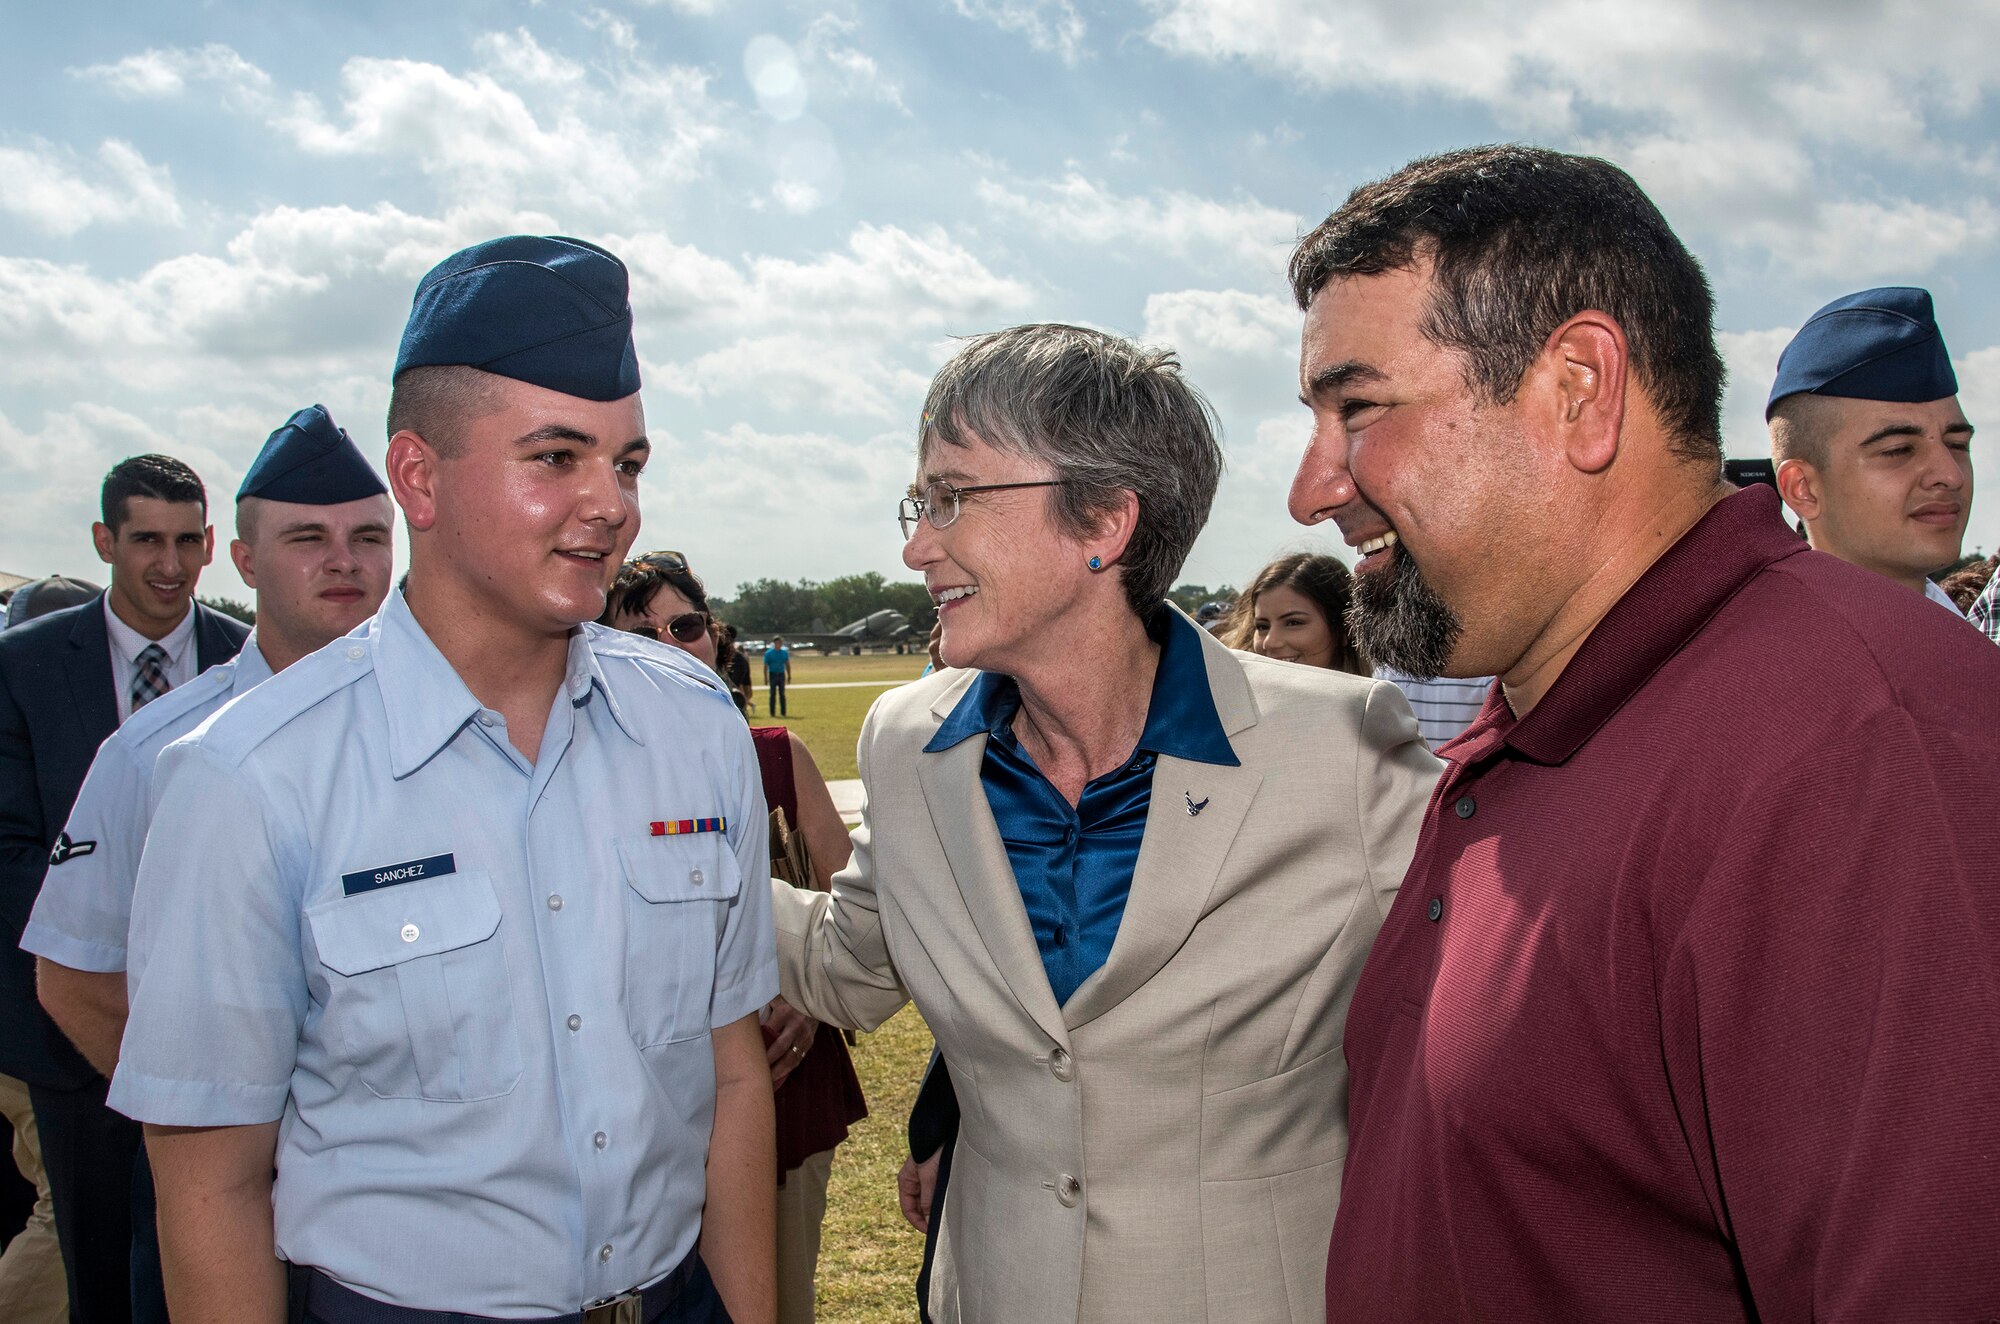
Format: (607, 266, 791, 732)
(132, 643, 170, 712)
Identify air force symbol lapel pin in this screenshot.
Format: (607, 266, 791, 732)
(1184, 791, 1210, 818)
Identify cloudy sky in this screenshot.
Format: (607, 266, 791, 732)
(6, 0, 1999, 605)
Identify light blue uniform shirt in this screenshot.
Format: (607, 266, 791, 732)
(110, 590, 776, 1316)
(23, 636, 273, 972)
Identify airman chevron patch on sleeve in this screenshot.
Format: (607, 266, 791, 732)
(49, 833, 96, 866)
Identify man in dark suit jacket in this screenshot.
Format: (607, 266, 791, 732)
(0, 454, 247, 1324)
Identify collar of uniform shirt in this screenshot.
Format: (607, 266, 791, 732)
(373, 588, 640, 778)
(1492, 484, 1808, 769)
(924, 606, 1240, 767)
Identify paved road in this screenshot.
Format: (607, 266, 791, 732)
(783, 679, 911, 690)
(828, 779, 865, 818)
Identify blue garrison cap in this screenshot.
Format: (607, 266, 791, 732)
(1765, 286, 1958, 419)
(393, 235, 641, 402)
(237, 405, 387, 504)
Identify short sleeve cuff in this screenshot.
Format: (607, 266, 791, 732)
(106, 1070, 289, 1128)
(710, 962, 780, 1030)
(18, 920, 127, 973)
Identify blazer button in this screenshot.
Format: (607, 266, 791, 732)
(1049, 1048, 1074, 1082)
(1056, 1174, 1081, 1208)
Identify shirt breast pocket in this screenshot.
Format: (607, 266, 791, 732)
(306, 871, 523, 1102)
(617, 834, 742, 1049)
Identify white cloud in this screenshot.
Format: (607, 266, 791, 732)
(0, 138, 183, 235)
(72, 37, 726, 220)
(1141, 0, 2000, 275)
(1953, 344, 2000, 557)
(952, 0, 1086, 63)
(640, 421, 917, 588)
(1143, 288, 1296, 359)
(800, 14, 908, 114)
(0, 202, 558, 394)
(74, 43, 273, 103)
(1716, 326, 1796, 456)
(977, 171, 1301, 277)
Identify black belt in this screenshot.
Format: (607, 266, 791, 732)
(288, 1248, 700, 1324)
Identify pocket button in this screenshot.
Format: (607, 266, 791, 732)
(689, 869, 705, 886)
(400, 923, 420, 943)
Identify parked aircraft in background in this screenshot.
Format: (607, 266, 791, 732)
(782, 608, 917, 655)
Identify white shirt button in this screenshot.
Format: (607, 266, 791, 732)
(399, 923, 420, 943)
(477, 712, 498, 727)
(567, 1014, 582, 1032)
(345, 646, 364, 661)
(689, 869, 705, 886)
(547, 894, 563, 911)
(593, 1131, 608, 1150)
(599, 1244, 613, 1263)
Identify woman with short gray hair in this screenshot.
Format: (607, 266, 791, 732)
(769, 323, 1438, 1324)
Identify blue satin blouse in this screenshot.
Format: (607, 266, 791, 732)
(925, 610, 1239, 1005)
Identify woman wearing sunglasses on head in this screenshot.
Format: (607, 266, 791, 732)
(601, 552, 867, 1324)
(765, 324, 1439, 1324)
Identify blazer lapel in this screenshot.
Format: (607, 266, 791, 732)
(193, 605, 243, 670)
(1062, 756, 1263, 1030)
(65, 598, 117, 747)
(916, 685, 1070, 1048)
(1062, 623, 1266, 1031)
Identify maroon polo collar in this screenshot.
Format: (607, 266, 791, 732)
(1459, 483, 1810, 768)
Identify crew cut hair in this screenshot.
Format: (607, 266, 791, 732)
(919, 323, 1224, 620)
(101, 454, 206, 532)
(1289, 144, 1726, 467)
(385, 365, 510, 457)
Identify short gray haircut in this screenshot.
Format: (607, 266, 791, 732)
(919, 324, 1223, 619)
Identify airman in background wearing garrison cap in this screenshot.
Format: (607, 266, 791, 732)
(31, 401, 394, 1079)
(111, 236, 777, 1324)
(1767, 286, 1975, 615)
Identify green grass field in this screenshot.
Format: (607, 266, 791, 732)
(750, 653, 927, 781)
(751, 651, 936, 1316)
(813, 1005, 934, 1321)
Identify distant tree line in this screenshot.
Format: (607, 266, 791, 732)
(709, 574, 1239, 635)
(712, 573, 936, 635)
(199, 596, 255, 625)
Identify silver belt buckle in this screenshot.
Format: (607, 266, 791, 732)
(581, 1289, 642, 1324)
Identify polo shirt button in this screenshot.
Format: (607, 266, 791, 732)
(1455, 795, 1476, 819)
(1427, 897, 1443, 922)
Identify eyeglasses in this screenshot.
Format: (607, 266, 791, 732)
(898, 480, 1065, 540)
(630, 610, 710, 645)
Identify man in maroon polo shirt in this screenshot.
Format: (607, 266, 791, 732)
(1290, 145, 2000, 1320)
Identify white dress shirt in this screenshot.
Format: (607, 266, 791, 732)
(102, 595, 197, 725)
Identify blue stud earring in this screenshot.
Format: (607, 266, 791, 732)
(1088, 556, 1102, 570)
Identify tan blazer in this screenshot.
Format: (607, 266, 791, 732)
(770, 623, 1440, 1324)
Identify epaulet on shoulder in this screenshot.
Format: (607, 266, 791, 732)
(585, 623, 729, 699)
(186, 639, 374, 765)
(111, 657, 241, 750)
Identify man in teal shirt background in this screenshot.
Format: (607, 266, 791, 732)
(763, 636, 791, 716)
